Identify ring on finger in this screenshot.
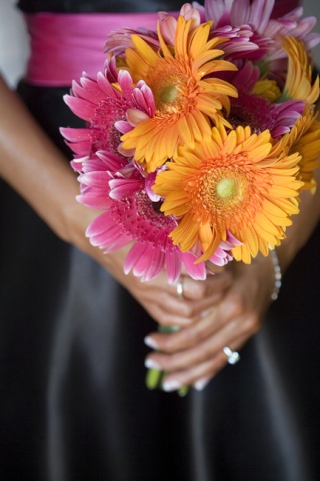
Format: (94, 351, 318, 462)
(176, 276, 185, 299)
(223, 346, 240, 365)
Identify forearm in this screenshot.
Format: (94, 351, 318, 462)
(0, 76, 81, 242)
(0, 76, 128, 277)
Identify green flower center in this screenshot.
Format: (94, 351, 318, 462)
(159, 84, 178, 104)
(215, 178, 237, 200)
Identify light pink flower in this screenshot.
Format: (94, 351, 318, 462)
(209, 24, 267, 60)
(104, 28, 160, 56)
(205, 0, 320, 64)
(158, 3, 202, 45)
(104, 2, 259, 61)
(104, 4, 200, 55)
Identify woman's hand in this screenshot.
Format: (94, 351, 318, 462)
(124, 266, 233, 328)
(144, 253, 276, 391)
(91, 243, 233, 327)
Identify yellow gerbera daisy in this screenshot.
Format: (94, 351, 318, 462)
(281, 36, 320, 105)
(154, 123, 303, 264)
(121, 16, 238, 172)
(286, 106, 320, 190)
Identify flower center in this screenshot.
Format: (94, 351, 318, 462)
(230, 92, 278, 134)
(90, 97, 132, 155)
(145, 58, 196, 115)
(200, 166, 248, 216)
(151, 200, 164, 213)
(183, 159, 258, 231)
(216, 178, 238, 200)
(152, 76, 185, 113)
(159, 84, 178, 104)
(135, 190, 176, 231)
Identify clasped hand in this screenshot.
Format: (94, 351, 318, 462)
(135, 255, 276, 392)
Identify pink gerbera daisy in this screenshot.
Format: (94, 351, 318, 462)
(60, 57, 155, 158)
(216, 61, 306, 139)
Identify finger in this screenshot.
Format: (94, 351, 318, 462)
(172, 270, 233, 301)
(137, 279, 234, 326)
(142, 302, 196, 328)
(139, 290, 220, 326)
(160, 334, 248, 392)
(145, 295, 261, 374)
(145, 291, 244, 352)
(144, 307, 218, 349)
(145, 312, 240, 371)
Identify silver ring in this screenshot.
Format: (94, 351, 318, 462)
(223, 346, 240, 365)
(176, 277, 184, 299)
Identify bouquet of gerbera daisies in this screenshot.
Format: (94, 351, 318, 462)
(61, 0, 320, 390)
(61, 0, 320, 281)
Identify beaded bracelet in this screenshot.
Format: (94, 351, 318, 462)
(270, 249, 282, 301)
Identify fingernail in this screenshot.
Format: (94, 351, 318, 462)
(193, 377, 210, 391)
(144, 358, 161, 370)
(144, 336, 159, 349)
(162, 380, 182, 392)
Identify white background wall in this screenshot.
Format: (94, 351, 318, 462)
(1, 0, 320, 87)
(0, 0, 29, 87)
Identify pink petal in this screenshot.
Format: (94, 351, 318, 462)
(72, 77, 105, 104)
(145, 172, 161, 202)
(159, 14, 177, 45)
(96, 71, 119, 98)
(96, 151, 128, 171)
(124, 242, 148, 275)
(71, 160, 84, 173)
(80, 171, 111, 188)
(109, 178, 144, 200)
(118, 143, 136, 158)
(179, 251, 207, 280)
(65, 139, 93, 156)
(90, 222, 125, 248)
(127, 108, 150, 127)
(60, 127, 91, 142)
(103, 235, 132, 253)
(141, 244, 166, 282)
(115, 120, 133, 134)
(165, 249, 182, 284)
(87, 211, 121, 237)
(63, 95, 96, 121)
(77, 193, 112, 210)
(118, 70, 135, 98)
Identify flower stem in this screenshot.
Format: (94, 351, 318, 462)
(145, 325, 189, 395)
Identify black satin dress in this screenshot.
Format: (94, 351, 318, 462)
(0, 1, 319, 480)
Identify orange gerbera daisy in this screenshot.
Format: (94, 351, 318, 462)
(281, 36, 320, 105)
(121, 16, 238, 172)
(154, 123, 303, 263)
(286, 106, 320, 190)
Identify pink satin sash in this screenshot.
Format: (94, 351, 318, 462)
(24, 12, 166, 87)
(25, 2, 300, 87)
